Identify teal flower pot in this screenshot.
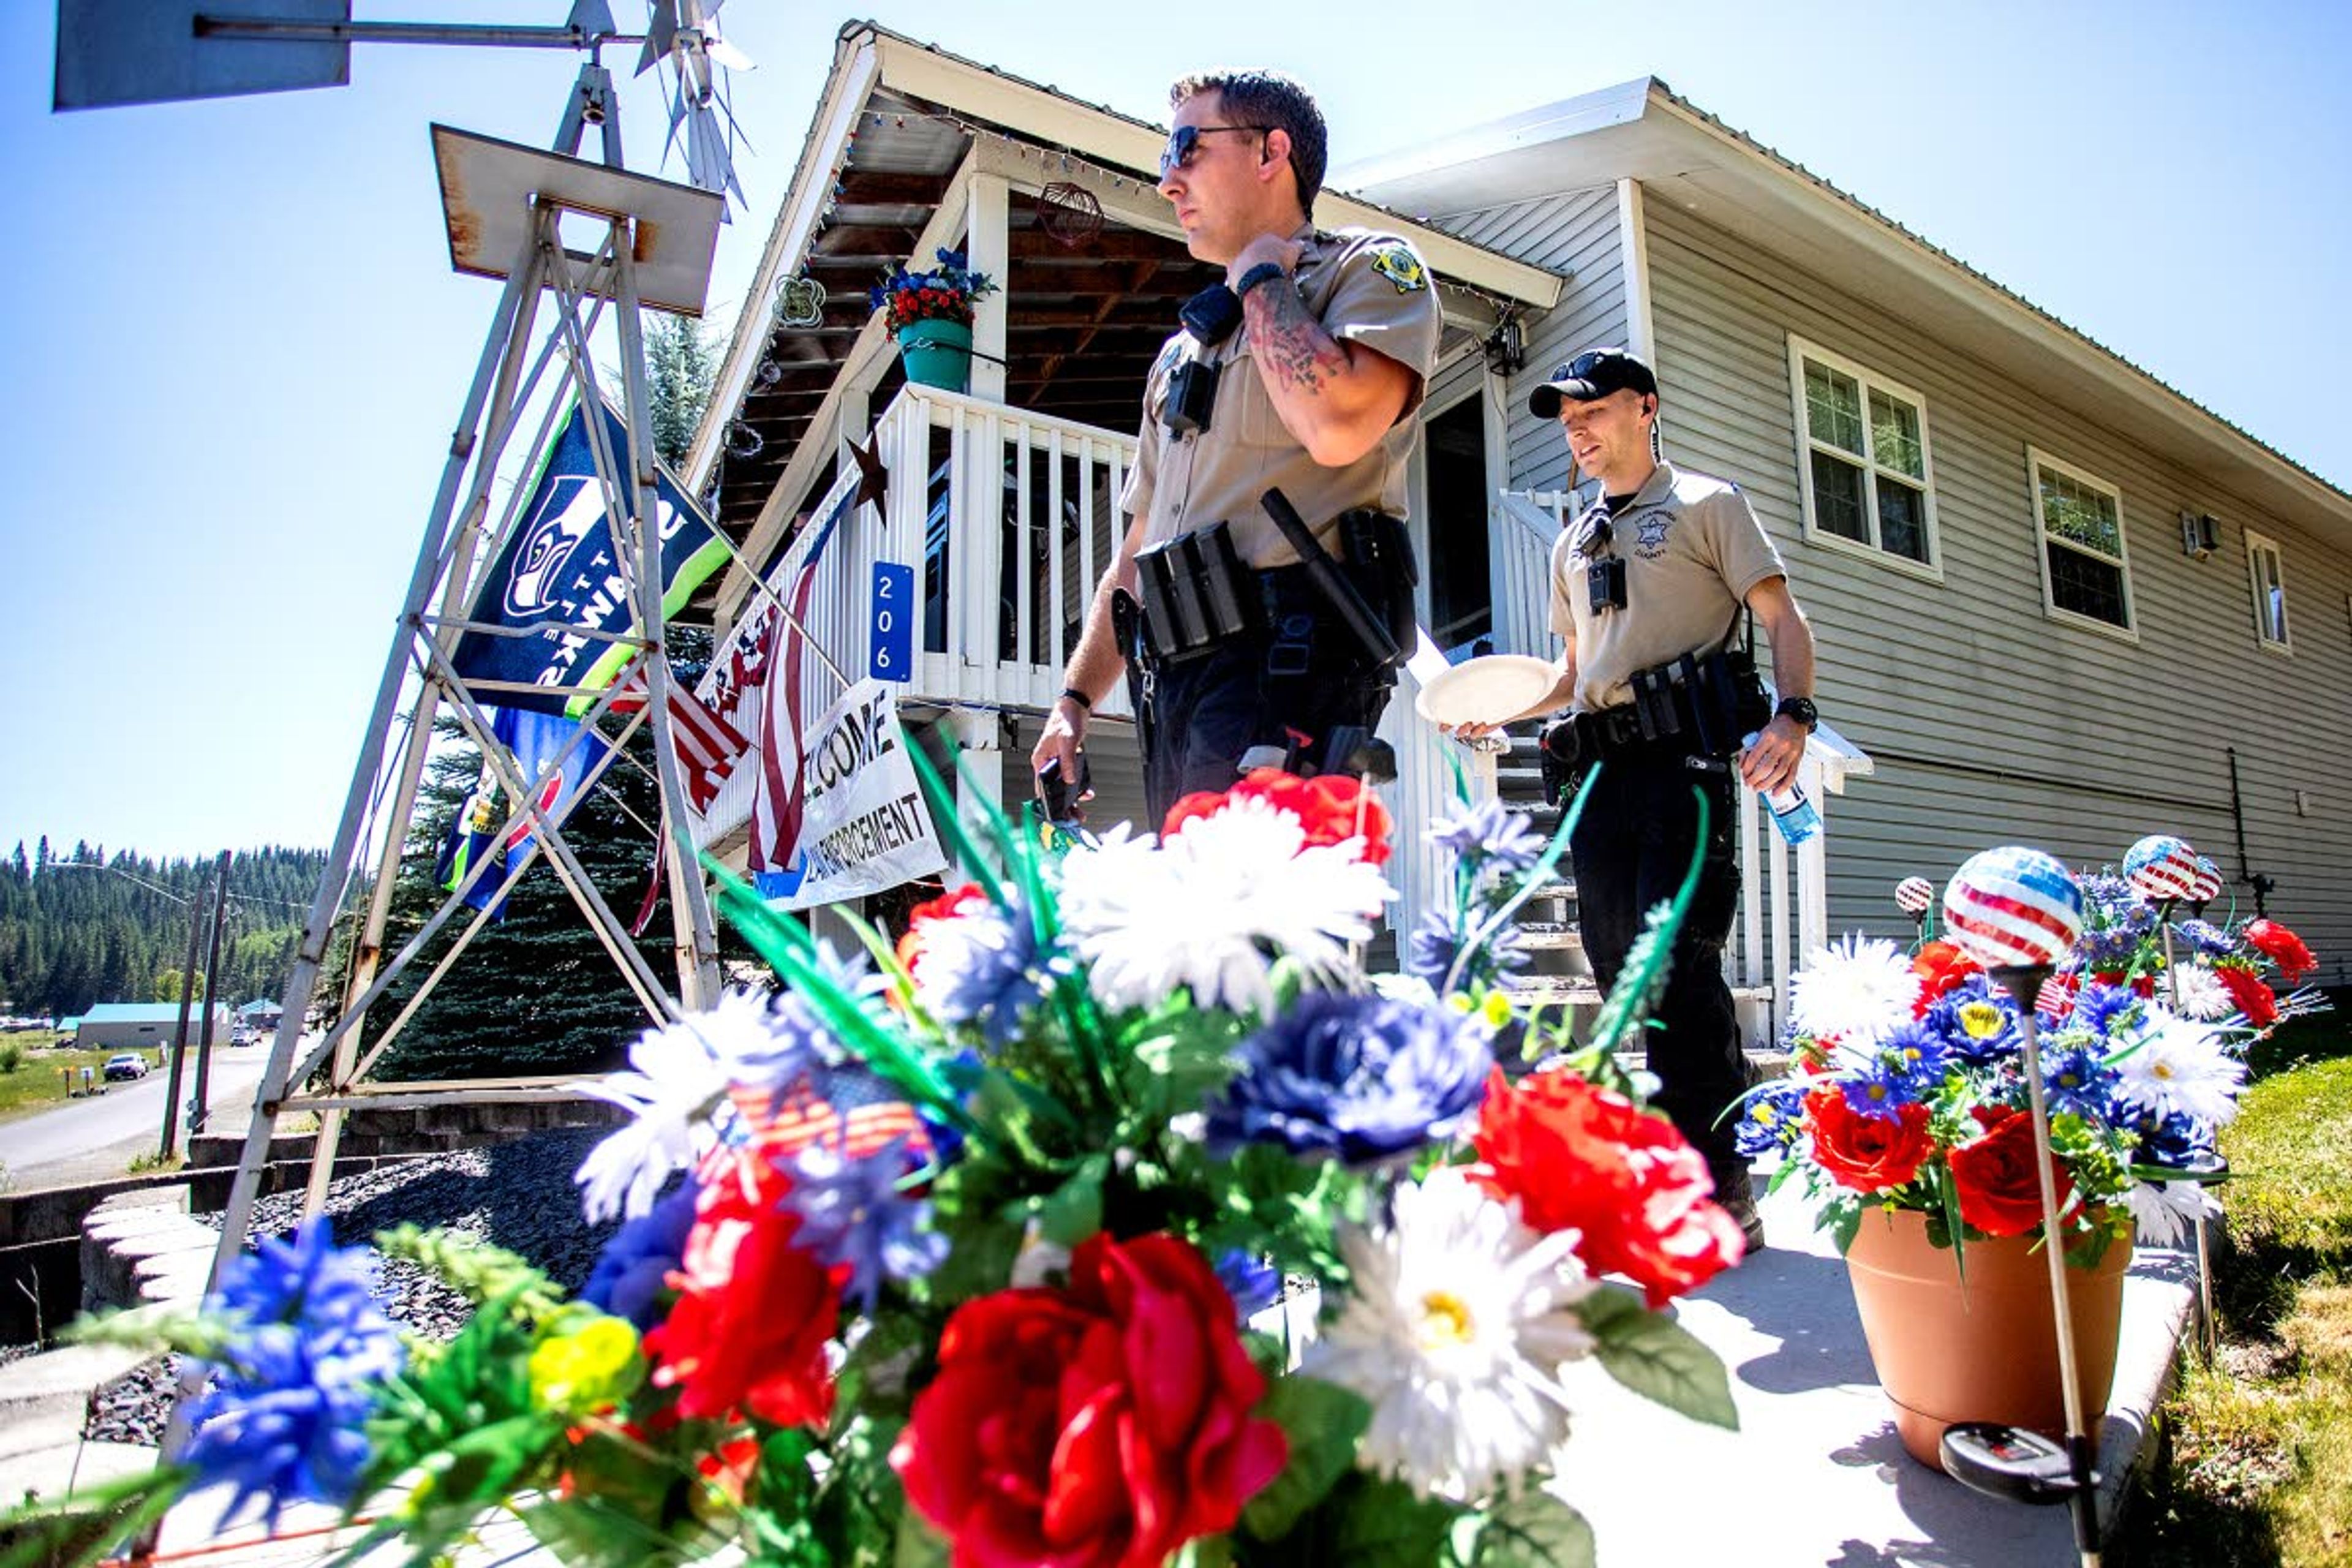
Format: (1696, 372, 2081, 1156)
(897, 318, 973, 392)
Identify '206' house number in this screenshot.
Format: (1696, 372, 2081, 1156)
(871, 562, 913, 681)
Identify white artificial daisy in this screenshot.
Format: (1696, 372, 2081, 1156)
(1056, 799, 1395, 1014)
(571, 1000, 749, 1223)
(2110, 1008, 2247, 1129)
(1788, 935, 1917, 1045)
(2124, 1179, 2221, 1249)
(1303, 1167, 1596, 1501)
(2171, 963, 2234, 1022)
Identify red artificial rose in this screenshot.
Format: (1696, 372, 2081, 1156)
(2214, 963, 2280, 1028)
(2242, 919, 2318, 986)
(1471, 1067, 1744, 1306)
(1803, 1089, 1934, 1194)
(1948, 1106, 2073, 1239)
(644, 1149, 840, 1427)
(891, 1232, 1286, 1568)
(1910, 940, 1981, 1014)
(895, 883, 988, 978)
(1161, 768, 1393, 865)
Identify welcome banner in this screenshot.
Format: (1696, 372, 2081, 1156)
(760, 679, 946, 911)
(451, 399, 731, 714)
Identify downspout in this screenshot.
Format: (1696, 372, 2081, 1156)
(2224, 746, 2275, 916)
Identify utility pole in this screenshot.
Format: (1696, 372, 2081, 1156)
(191, 852, 233, 1137)
(159, 863, 212, 1160)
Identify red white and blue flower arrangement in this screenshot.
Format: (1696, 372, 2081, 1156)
(1738, 834, 2325, 1262)
(20, 755, 1751, 1568)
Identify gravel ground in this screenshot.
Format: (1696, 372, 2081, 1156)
(85, 1128, 619, 1447)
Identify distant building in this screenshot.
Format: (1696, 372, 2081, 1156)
(237, 998, 284, 1032)
(75, 1003, 232, 1051)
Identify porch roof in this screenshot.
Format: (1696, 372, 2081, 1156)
(1339, 78, 2352, 542)
(686, 21, 1565, 552)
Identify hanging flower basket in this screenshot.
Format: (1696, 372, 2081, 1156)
(871, 247, 995, 394)
(894, 317, 972, 391)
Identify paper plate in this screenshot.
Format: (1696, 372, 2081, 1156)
(1414, 654, 1558, 726)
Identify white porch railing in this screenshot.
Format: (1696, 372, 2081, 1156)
(696, 385, 1138, 848)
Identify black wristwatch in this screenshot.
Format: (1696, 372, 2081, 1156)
(1774, 696, 1819, 730)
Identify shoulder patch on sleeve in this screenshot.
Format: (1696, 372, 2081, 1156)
(1366, 243, 1428, 294)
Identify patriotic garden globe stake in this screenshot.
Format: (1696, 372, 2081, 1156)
(1938, 846, 2105, 1567)
(1893, 874, 1934, 948)
(2124, 833, 2225, 1357)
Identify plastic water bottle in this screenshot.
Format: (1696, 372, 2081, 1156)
(1743, 733, 1820, 845)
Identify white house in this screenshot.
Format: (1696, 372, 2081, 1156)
(682, 25, 2352, 1027)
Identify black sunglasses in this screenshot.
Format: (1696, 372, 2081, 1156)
(1158, 123, 1270, 180)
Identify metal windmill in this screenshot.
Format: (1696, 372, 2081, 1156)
(53, 3, 761, 1286)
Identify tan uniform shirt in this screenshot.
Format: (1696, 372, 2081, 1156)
(1547, 460, 1787, 713)
(1119, 225, 1443, 567)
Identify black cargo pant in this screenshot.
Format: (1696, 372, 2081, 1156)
(1129, 567, 1392, 826)
(1567, 733, 1750, 1191)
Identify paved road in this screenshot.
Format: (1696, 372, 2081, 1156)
(2, 1044, 276, 1186)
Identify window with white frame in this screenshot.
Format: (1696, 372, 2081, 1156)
(2245, 529, 2290, 650)
(2029, 448, 2133, 632)
(1790, 339, 1936, 568)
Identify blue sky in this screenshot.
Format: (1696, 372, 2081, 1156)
(3, 1, 2346, 861)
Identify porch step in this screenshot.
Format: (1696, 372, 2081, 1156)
(1511, 919, 1585, 952)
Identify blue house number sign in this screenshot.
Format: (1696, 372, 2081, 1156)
(871, 562, 913, 682)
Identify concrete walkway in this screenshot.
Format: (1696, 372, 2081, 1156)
(1553, 1175, 2195, 1566)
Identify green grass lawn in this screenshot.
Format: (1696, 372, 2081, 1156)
(0, 1036, 164, 1121)
(2122, 997, 2352, 1567)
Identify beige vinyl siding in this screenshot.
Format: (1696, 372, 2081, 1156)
(1433, 184, 1626, 494)
(1637, 198, 2352, 973)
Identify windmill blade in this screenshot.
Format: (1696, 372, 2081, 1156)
(567, 0, 618, 34)
(635, 0, 678, 77)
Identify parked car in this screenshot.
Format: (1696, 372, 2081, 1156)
(103, 1053, 150, 1082)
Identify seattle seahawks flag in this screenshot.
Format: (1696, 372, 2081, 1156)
(451, 399, 731, 714)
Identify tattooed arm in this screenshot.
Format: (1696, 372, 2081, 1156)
(1232, 235, 1417, 467)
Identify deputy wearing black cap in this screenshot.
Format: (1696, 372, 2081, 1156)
(1455, 347, 1818, 1250)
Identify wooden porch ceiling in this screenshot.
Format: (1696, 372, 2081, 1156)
(709, 147, 1218, 535)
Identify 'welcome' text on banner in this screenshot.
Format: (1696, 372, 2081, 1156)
(761, 678, 945, 910)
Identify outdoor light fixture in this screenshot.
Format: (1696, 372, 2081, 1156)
(2179, 510, 2219, 559)
(1483, 315, 1525, 377)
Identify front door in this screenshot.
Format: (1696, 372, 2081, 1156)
(1422, 393, 1493, 661)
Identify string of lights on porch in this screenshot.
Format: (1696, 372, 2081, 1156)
(715, 107, 1531, 473)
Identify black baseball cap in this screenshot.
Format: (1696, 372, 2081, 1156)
(1528, 348, 1658, 419)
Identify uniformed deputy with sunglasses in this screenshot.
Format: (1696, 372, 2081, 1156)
(1453, 348, 1819, 1251)
(1030, 69, 1442, 823)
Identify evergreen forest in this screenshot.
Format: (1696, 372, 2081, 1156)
(0, 843, 327, 1019)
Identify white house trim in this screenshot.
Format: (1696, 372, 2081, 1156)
(1785, 333, 1943, 582)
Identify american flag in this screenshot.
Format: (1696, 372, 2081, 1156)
(609, 659, 749, 813)
(750, 496, 854, 875)
(726, 1065, 932, 1163)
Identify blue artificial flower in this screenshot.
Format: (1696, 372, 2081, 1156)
(778, 1136, 947, 1314)
(2075, 875, 2157, 967)
(582, 1176, 699, 1330)
(1406, 902, 1528, 988)
(2040, 1044, 2120, 1121)
(183, 1221, 404, 1527)
(1206, 991, 1493, 1166)
(1215, 1250, 1284, 1321)
(2071, 980, 2144, 1042)
(1735, 1080, 1808, 1157)
(914, 892, 1065, 1046)
(1838, 1055, 1924, 1123)
(2133, 1108, 2218, 1172)
(2173, 919, 2236, 959)
(1427, 799, 1547, 881)
(1921, 974, 2021, 1066)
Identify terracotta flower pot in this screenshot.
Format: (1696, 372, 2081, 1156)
(1843, 1206, 2132, 1471)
